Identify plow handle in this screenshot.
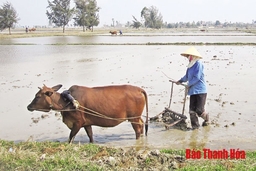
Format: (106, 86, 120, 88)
(168, 79, 188, 115)
(169, 79, 187, 87)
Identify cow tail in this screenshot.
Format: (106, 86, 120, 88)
(142, 89, 149, 136)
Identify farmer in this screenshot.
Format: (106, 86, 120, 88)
(176, 47, 209, 129)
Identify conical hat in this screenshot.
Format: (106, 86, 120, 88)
(180, 47, 202, 59)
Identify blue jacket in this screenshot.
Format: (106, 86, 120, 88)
(179, 60, 207, 96)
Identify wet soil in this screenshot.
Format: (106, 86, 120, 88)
(0, 33, 256, 151)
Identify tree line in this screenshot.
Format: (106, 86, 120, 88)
(0, 1, 255, 35)
(0, 0, 100, 34)
(128, 7, 255, 29)
(46, 0, 99, 33)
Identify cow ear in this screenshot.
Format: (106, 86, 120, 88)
(45, 91, 53, 97)
(52, 84, 62, 92)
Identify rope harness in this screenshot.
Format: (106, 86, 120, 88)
(32, 92, 145, 125)
(76, 105, 143, 125)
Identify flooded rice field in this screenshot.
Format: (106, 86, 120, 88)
(0, 31, 256, 150)
(1, 34, 256, 45)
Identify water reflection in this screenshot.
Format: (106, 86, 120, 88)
(188, 126, 210, 149)
(1, 34, 256, 45)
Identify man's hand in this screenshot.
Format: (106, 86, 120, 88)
(175, 81, 181, 85)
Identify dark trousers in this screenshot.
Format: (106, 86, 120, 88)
(189, 93, 207, 116)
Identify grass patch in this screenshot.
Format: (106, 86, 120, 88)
(0, 140, 104, 171)
(1, 140, 256, 170)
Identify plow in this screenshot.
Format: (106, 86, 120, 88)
(150, 79, 188, 130)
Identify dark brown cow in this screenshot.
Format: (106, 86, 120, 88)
(109, 31, 117, 35)
(27, 84, 149, 143)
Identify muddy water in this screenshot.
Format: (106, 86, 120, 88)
(1, 33, 256, 45)
(0, 35, 256, 150)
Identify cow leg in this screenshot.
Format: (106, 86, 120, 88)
(68, 124, 81, 144)
(140, 118, 144, 135)
(84, 126, 93, 143)
(131, 119, 142, 139)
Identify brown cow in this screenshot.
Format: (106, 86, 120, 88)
(27, 84, 149, 143)
(109, 31, 117, 35)
(29, 28, 36, 32)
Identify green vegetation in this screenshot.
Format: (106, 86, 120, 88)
(140, 6, 163, 29)
(46, 0, 75, 33)
(0, 140, 105, 170)
(1, 0, 256, 31)
(0, 2, 19, 35)
(1, 140, 256, 171)
(131, 15, 142, 29)
(74, 0, 100, 32)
